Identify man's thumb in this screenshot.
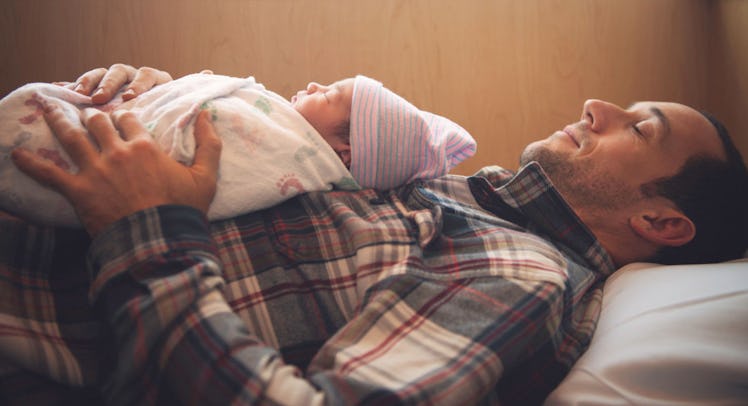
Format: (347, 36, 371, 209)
(192, 110, 222, 179)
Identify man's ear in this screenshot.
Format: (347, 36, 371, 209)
(629, 208, 696, 247)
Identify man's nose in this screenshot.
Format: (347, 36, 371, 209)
(582, 99, 625, 132)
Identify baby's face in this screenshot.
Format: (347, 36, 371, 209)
(291, 78, 354, 164)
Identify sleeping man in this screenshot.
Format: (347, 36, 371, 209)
(0, 71, 475, 225)
(3, 64, 747, 405)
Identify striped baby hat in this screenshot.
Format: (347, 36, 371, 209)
(349, 75, 477, 190)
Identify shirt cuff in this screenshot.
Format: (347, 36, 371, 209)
(86, 205, 215, 296)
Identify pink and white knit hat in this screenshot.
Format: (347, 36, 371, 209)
(350, 75, 477, 190)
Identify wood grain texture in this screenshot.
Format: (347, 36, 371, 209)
(1, 0, 741, 173)
(708, 0, 748, 161)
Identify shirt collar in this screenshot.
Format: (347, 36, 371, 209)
(468, 162, 617, 276)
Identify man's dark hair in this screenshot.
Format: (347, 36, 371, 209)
(645, 112, 748, 264)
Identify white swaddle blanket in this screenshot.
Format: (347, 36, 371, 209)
(0, 74, 358, 226)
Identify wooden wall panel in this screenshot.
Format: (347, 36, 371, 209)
(0, 0, 722, 174)
(709, 0, 748, 161)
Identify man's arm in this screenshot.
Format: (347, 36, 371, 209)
(86, 203, 563, 405)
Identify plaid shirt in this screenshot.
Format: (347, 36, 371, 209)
(0, 163, 615, 405)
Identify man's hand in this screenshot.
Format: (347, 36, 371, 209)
(11, 107, 221, 236)
(54, 64, 173, 104)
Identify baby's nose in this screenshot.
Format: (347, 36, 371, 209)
(307, 82, 320, 93)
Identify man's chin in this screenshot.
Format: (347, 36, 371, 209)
(519, 142, 538, 167)
(519, 140, 566, 169)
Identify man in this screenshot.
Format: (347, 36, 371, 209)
(5, 65, 748, 405)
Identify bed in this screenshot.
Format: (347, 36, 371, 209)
(545, 258, 748, 405)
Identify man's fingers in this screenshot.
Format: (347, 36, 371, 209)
(67, 64, 172, 103)
(83, 109, 122, 150)
(192, 110, 222, 178)
(91, 64, 137, 104)
(112, 110, 150, 141)
(43, 107, 97, 167)
(122, 67, 173, 101)
(11, 148, 75, 194)
(53, 81, 75, 89)
(73, 67, 107, 95)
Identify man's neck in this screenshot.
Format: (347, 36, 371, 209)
(577, 209, 658, 268)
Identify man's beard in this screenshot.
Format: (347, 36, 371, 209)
(520, 144, 642, 213)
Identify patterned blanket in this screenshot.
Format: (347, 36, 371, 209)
(0, 74, 357, 226)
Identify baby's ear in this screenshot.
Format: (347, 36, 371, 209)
(338, 149, 351, 168)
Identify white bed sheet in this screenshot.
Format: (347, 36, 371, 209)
(545, 259, 748, 406)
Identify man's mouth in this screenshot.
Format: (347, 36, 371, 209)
(563, 126, 580, 147)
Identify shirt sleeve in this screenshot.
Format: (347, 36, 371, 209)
(87, 205, 564, 405)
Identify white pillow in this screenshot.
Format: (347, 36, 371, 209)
(544, 259, 748, 406)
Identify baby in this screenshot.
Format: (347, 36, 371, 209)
(0, 73, 476, 226)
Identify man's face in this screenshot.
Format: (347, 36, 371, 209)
(520, 100, 725, 212)
(291, 78, 354, 150)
